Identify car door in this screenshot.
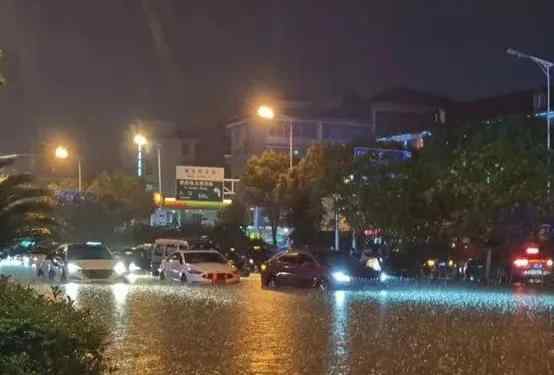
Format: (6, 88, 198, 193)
(295, 253, 321, 286)
(275, 254, 303, 286)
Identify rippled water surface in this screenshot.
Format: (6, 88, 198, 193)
(3, 263, 554, 375)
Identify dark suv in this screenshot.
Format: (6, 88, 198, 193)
(260, 250, 378, 290)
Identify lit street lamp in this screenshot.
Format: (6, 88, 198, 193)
(55, 146, 82, 193)
(507, 48, 554, 150)
(133, 134, 147, 177)
(257, 105, 294, 170)
(133, 134, 162, 196)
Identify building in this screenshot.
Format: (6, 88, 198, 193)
(369, 88, 450, 149)
(225, 99, 373, 177)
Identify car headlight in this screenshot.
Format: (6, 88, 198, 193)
(332, 271, 352, 283)
(67, 262, 81, 274)
(113, 261, 127, 275)
(366, 257, 382, 272)
(129, 262, 141, 272)
(260, 263, 267, 272)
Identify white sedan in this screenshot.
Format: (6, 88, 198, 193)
(160, 250, 240, 285)
(40, 242, 128, 282)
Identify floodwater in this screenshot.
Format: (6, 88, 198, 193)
(3, 262, 554, 374)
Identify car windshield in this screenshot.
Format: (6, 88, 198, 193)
(185, 252, 226, 264)
(68, 244, 113, 260)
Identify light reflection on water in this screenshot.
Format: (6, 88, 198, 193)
(48, 279, 554, 375)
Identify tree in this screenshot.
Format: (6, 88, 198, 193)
(212, 199, 250, 249)
(87, 171, 154, 223)
(240, 151, 289, 245)
(57, 171, 154, 242)
(285, 144, 353, 246)
(0, 158, 56, 246)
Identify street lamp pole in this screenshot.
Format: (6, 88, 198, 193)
(77, 159, 82, 193)
(257, 105, 295, 170)
(288, 118, 293, 170)
(507, 48, 554, 150)
(157, 144, 162, 196)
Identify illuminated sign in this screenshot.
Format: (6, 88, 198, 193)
(176, 166, 224, 202)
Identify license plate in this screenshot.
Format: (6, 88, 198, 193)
(527, 269, 543, 276)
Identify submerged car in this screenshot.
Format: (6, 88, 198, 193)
(160, 249, 240, 285)
(39, 242, 128, 282)
(465, 242, 553, 284)
(260, 251, 379, 290)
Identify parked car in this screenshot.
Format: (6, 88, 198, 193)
(117, 244, 152, 273)
(159, 249, 240, 285)
(260, 250, 379, 290)
(151, 239, 189, 275)
(38, 242, 128, 282)
(465, 241, 553, 284)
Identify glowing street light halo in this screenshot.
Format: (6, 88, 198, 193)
(257, 105, 275, 120)
(54, 145, 69, 159)
(133, 134, 148, 146)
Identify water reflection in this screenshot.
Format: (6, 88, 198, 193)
(64, 282, 80, 305)
(329, 290, 349, 373)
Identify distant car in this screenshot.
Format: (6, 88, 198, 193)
(29, 245, 56, 275)
(118, 244, 152, 273)
(39, 242, 128, 282)
(159, 249, 240, 285)
(260, 251, 379, 290)
(465, 242, 553, 284)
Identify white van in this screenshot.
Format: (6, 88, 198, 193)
(151, 239, 189, 275)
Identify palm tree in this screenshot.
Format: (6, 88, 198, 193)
(0, 158, 57, 246)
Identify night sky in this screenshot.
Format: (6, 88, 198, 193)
(1, 0, 554, 170)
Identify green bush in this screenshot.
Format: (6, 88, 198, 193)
(0, 277, 109, 374)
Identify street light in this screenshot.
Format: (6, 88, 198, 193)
(55, 146, 82, 193)
(133, 134, 147, 177)
(133, 134, 163, 196)
(507, 48, 554, 150)
(257, 105, 294, 169)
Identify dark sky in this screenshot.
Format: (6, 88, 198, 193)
(1, 0, 554, 169)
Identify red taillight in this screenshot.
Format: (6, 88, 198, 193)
(514, 258, 529, 267)
(547, 259, 553, 267)
(526, 247, 539, 255)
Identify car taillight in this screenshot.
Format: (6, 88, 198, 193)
(526, 247, 539, 255)
(547, 259, 553, 267)
(513, 258, 529, 267)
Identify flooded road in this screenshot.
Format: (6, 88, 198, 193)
(3, 262, 554, 374)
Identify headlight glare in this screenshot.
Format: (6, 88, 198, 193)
(332, 271, 352, 283)
(114, 261, 127, 275)
(67, 263, 81, 274)
(129, 262, 141, 272)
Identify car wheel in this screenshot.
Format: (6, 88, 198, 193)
(159, 271, 166, 280)
(180, 273, 188, 283)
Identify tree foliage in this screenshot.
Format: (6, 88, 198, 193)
(57, 171, 154, 242)
(342, 116, 554, 255)
(240, 151, 289, 245)
(0, 159, 56, 246)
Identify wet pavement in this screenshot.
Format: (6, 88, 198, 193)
(2, 260, 554, 375)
